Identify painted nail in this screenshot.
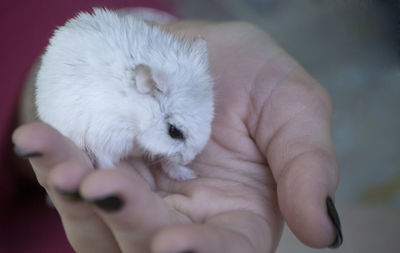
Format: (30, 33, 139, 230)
(177, 251, 196, 253)
(56, 188, 82, 202)
(326, 196, 343, 249)
(90, 195, 124, 213)
(14, 146, 42, 158)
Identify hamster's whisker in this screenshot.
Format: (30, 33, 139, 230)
(152, 156, 167, 164)
(147, 155, 171, 165)
(141, 149, 163, 164)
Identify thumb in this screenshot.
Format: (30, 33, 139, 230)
(253, 67, 342, 248)
(269, 96, 342, 248)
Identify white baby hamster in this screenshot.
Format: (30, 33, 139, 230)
(35, 8, 214, 181)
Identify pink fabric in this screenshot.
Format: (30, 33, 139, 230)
(0, 1, 174, 252)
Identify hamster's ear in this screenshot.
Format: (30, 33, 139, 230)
(133, 64, 164, 94)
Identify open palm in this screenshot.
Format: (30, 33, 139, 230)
(13, 22, 339, 253)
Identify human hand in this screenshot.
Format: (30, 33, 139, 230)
(12, 21, 341, 253)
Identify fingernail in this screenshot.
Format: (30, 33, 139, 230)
(177, 251, 196, 253)
(56, 188, 82, 202)
(90, 195, 124, 213)
(14, 146, 42, 158)
(326, 196, 343, 249)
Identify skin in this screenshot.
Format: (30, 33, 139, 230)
(13, 21, 339, 253)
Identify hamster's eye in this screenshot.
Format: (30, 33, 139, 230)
(168, 124, 185, 140)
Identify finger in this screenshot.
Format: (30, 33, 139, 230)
(80, 163, 189, 253)
(12, 122, 92, 187)
(13, 122, 120, 252)
(48, 161, 121, 253)
(251, 65, 341, 248)
(151, 211, 277, 253)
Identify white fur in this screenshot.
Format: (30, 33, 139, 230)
(35, 9, 214, 180)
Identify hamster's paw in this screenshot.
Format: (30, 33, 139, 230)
(162, 162, 197, 181)
(95, 155, 118, 169)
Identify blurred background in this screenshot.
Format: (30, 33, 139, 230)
(174, 0, 400, 252)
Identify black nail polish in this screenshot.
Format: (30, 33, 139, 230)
(326, 196, 343, 249)
(90, 195, 124, 212)
(14, 146, 42, 158)
(178, 251, 196, 253)
(56, 188, 82, 202)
